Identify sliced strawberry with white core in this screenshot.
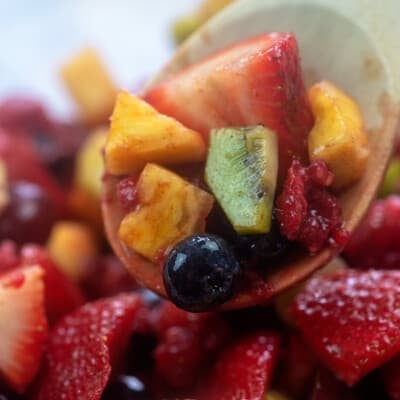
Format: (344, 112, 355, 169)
(0, 265, 47, 394)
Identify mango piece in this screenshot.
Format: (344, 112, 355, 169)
(47, 221, 99, 282)
(308, 80, 370, 190)
(75, 127, 107, 200)
(119, 163, 214, 262)
(105, 91, 206, 175)
(60, 48, 117, 125)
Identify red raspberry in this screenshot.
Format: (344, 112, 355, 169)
(277, 159, 348, 253)
(117, 175, 140, 212)
(343, 195, 400, 269)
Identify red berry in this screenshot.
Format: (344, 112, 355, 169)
(117, 175, 140, 212)
(277, 159, 348, 253)
(343, 195, 400, 269)
(293, 269, 400, 385)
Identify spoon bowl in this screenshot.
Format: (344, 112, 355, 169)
(103, 0, 400, 309)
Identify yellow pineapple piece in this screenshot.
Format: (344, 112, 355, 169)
(105, 91, 206, 175)
(308, 80, 370, 190)
(60, 48, 117, 125)
(119, 163, 214, 262)
(75, 127, 107, 200)
(47, 221, 99, 282)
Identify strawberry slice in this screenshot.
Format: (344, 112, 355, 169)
(0, 265, 47, 394)
(292, 270, 400, 385)
(33, 293, 142, 400)
(145, 33, 314, 181)
(20, 244, 85, 324)
(198, 331, 280, 400)
(382, 356, 400, 400)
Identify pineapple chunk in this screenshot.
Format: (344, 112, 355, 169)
(105, 91, 206, 175)
(75, 127, 107, 200)
(308, 81, 370, 190)
(47, 221, 99, 282)
(119, 163, 214, 262)
(60, 48, 117, 125)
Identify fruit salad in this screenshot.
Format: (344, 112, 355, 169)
(103, 32, 369, 312)
(0, 10, 400, 400)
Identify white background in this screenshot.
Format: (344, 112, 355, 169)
(0, 0, 201, 117)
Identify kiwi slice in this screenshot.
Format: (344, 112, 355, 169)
(205, 125, 278, 234)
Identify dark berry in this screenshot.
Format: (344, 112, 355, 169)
(101, 375, 151, 400)
(163, 234, 241, 312)
(233, 212, 289, 266)
(0, 181, 57, 244)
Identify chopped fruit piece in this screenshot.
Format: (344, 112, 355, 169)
(292, 269, 400, 385)
(0, 266, 47, 394)
(46, 221, 98, 282)
(145, 33, 313, 181)
(205, 126, 278, 234)
(20, 244, 85, 324)
(308, 80, 370, 190)
(33, 294, 142, 400)
(118, 163, 214, 262)
(150, 302, 230, 389)
(380, 157, 400, 197)
(274, 257, 347, 326)
(382, 356, 400, 400)
(163, 234, 241, 312)
(277, 159, 348, 253)
(172, 0, 234, 44)
(0, 181, 57, 245)
(75, 127, 107, 200)
(105, 91, 206, 175)
(198, 331, 280, 400)
(343, 196, 400, 269)
(117, 175, 140, 212)
(60, 48, 117, 125)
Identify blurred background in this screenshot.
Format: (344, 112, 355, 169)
(0, 0, 201, 117)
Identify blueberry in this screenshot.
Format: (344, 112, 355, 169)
(163, 234, 241, 312)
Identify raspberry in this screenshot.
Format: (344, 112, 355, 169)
(277, 159, 348, 253)
(343, 195, 400, 269)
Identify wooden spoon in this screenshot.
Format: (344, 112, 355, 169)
(102, 0, 400, 309)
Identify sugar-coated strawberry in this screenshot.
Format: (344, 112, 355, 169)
(33, 293, 142, 400)
(343, 196, 400, 270)
(382, 356, 400, 400)
(197, 331, 280, 400)
(0, 265, 47, 394)
(145, 33, 313, 181)
(149, 302, 230, 389)
(20, 244, 85, 324)
(292, 269, 400, 385)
